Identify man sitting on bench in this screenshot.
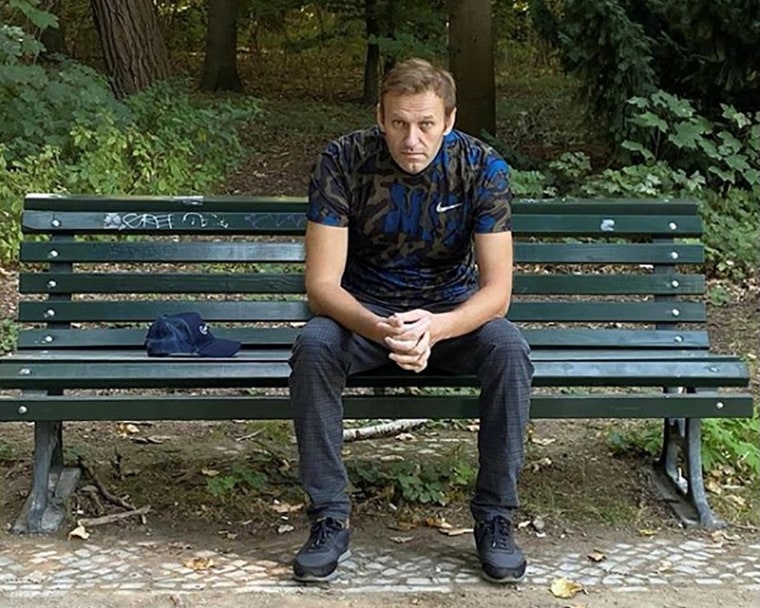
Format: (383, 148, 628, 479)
(288, 57, 534, 584)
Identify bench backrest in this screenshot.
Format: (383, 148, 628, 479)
(17, 194, 708, 353)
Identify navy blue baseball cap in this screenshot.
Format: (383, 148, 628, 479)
(144, 312, 240, 357)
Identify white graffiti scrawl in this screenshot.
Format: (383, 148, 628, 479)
(103, 212, 230, 230)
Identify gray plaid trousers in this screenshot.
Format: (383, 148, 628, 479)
(288, 314, 534, 523)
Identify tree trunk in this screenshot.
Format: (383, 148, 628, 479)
(90, 0, 170, 99)
(362, 0, 380, 105)
(447, 0, 495, 137)
(200, 0, 242, 92)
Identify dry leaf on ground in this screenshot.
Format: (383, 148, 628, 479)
(550, 577, 584, 599)
(586, 550, 606, 562)
(183, 556, 215, 571)
(390, 536, 415, 544)
(270, 501, 304, 514)
(67, 523, 90, 541)
(425, 517, 452, 530)
(438, 527, 473, 537)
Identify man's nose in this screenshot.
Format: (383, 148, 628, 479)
(403, 126, 421, 148)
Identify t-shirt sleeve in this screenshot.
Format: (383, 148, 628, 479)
(473, 155, 513, 233)
(307, 142, 350, 227)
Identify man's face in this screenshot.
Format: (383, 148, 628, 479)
(377, 91, 456, 174)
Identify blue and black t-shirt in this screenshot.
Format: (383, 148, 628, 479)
(307, 126, 512, 313)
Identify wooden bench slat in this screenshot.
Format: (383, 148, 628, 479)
(15, 328, 710, 350)
(20, 241, 706, 264)
(0, 359, 748, 389)
(19, 272, 705, 296)
(3, 347, 723, 362)
(17, 300, 707, 323)
(21, 210, 702, 236)
(24, 193, 701, 215)
(0, 393, 752, 422)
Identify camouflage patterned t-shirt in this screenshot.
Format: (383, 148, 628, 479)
(307, 126, 512, 313)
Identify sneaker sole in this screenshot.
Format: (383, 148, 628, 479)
(480, 568, 526, 585)
(293, 549, 351, 583)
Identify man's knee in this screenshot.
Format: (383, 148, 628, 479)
(290, 316, 349, 368)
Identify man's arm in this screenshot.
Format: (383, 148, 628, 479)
(384, 231, 513, 346)
(304, 220, 390, 344)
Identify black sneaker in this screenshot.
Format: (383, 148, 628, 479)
(293, 517, 351, 582)
(474, 516, 526, 583)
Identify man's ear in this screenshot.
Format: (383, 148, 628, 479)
(376, 103, 385, 133)
(443, 107, 457, 135)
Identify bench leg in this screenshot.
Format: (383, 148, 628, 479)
(654, 415, 723, 529)
(12, 420, 81, 534)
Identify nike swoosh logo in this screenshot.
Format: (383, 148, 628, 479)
(435, 201, 463, 212)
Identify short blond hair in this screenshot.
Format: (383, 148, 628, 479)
(379, 58, 456, 117)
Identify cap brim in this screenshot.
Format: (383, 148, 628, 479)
(197, 338, 241, 357)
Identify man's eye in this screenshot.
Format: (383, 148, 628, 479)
(392, 120, 406, 128)
(420, 122, 434, 130)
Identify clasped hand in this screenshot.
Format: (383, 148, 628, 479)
(376, 309, 433, 373)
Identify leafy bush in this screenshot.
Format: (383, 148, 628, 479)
(623, 91, 760, 194)
(608, 409, 759, 482)
(553, 0, 760, 142)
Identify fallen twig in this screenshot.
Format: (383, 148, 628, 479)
(78, 506, 150, 527)
(78, 456, 136, 511)
(343, 419, 428, 442)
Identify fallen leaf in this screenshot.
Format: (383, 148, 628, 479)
(438, 527, 473, 537)
(705, 479, 722, 495)
(531, 437, 557, 446)
(725, 494, 747, 508)
(531, 517, 545, 532)
(380, 454, 405, 462)
(217, 530, 238, 540)
(390, 536, 415, 544)
(637, 528, 657, 537)
(117, 423, 140, 435)
(201, 468, 220, 477)
(67, 524, 90, 540)
(425, 517, 452, 530)
(183, 556, 215, 571)
(277, 524, 295, 534)
(656, 559, 672, 573)
(465, 423, 479, 432)
(550, 577, 584, 599)
(270, 501, 304, 514)
(395, 433, 416, 441)
(586, 550, 606, 563)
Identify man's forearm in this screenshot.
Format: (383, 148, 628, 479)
(433, 284, 510, 344)
(307, 284, 387, 343)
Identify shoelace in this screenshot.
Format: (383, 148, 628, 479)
(308, 518, 341, 548)
(486, 516, 512, 549)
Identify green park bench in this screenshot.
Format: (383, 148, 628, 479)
(0, 193, 752, 534)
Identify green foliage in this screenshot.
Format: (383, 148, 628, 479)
(700, 189, 760, 281)
(0, 318, 18, 353)
(0, 439, 13, 463)
(555, 1, 760, 142)
(0, 74, 259, 263)
(609, 410, 760, 481)
(347, 446, 476, 506)
(624, 91, 760, 193)
(558, 0, 656, 139)
(206, 465, 269, 500)
(0, 61, 127, 161)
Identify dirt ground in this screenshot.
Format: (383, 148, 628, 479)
(1, 586, 758, 608)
